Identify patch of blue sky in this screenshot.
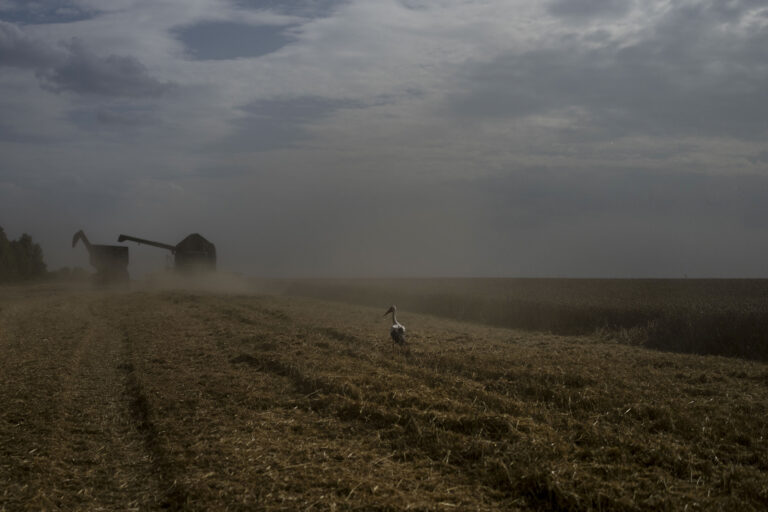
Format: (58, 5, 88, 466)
(173, 21, 296, 60)
(0, 0, 96, 24)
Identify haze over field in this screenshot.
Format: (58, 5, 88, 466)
(1, 0, 768, 277)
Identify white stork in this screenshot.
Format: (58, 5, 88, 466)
(384, 305, 406, 351)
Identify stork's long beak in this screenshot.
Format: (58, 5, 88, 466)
(384, 307, 394, 316)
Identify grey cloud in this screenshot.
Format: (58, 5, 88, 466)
(451, 1, 768, 140)
(234, 0, 345, 18)
(748, 151, 768, 165)
(0, 121, 54, 143)
(0, 20, 61, 67)
(38, 38, 175, 97)
(173, 21, 295, 60)
(0, 23, 174, 98)
(705, 0, 768, 22)
(548, 0, 632, 19)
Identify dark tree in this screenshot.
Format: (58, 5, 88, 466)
(0, 226, 47, 283)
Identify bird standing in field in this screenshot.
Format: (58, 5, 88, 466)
(384, 305, 407, 351)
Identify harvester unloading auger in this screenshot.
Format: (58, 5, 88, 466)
(72, 230, 129, 284)
(117, 233, 216, 273)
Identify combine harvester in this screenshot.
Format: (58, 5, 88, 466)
(117, 233, 216, 273)
(72, 230, 129, 285)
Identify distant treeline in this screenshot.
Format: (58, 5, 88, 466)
(270, 278, 768, 362)
(0, 226, 47, 283)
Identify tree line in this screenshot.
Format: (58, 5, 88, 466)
(0, 226, 47, 283)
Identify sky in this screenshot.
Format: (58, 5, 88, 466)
(1, 0, 767, 278)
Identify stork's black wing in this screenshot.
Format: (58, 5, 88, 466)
(390, 325, 406, 345)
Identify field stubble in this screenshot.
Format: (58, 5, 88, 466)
(0, 282, 767, 510)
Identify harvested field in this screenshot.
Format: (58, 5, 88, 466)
(1, 283, 767, 510)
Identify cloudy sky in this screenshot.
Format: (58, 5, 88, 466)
(1, 0, 767, 278)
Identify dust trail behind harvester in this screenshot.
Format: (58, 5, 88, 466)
(134, 271, 258, 295)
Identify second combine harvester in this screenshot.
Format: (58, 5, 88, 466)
(117, 233, 216, 273)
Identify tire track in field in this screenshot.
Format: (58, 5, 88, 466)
(112, 306, 192, 511)
(0, 294, 166, 510)
(0, 296, 113, 509)
(51, 300, 163, 511)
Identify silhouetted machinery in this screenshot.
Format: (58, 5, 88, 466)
(72, 230, 129, 284)
(117, 233, 216, 273)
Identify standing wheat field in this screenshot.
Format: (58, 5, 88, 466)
(1, 281, 766, 510)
